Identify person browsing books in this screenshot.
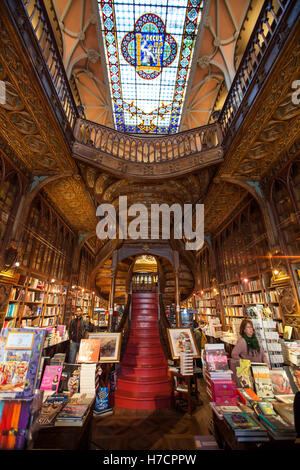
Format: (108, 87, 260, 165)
(68, 307, 87, 363)
(231, 319, 269, 365)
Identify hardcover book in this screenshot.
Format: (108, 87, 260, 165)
(257, 401, 276, 416)
(40, 365, 63, 393)
(77, 339, 100, 363)
(223, 412, 261, 430)
(205, 349, 228, 372)
(272, 403, 295, 426)
(251, 364, 274, 399)
(57, 364, 81, 394)
(269, 369, 293, 395)
(285, 366, 300, 393)
(0, 328, 45, 399)
(35, 394, 69, 426)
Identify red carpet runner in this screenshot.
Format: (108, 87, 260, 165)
(114, 292, 171, 410)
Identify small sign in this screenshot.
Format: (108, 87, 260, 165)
(0, 81, 6, 105)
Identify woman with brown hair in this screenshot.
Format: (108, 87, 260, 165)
(231, 319, 269, 365)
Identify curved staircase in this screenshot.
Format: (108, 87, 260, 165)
(114, 292, 171, 410)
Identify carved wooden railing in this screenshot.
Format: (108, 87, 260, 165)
(132, 272, 158, 292)
(158, 294, 172, 360)
(22, 0, 78, 129)
(219, 0, 292, 136)
(74, 118, 223, 163)
(116, 293, 131, 360)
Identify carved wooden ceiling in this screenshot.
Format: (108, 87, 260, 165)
(1, 0, 300, 259)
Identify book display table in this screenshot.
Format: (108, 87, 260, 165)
(212, 409, 299, 450)
(29, 399, 95, 450)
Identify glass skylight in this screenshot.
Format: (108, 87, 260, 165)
(98, 0, 203, 134)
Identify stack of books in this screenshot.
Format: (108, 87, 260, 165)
(203, 344, 237, 405)
(180, 351, 193, 375)
(223, 412, 269, 443)
(54, 393, 94, 427)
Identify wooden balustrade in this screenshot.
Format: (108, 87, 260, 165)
(74, 118, 222, 163)
(22, 0, 77, 129)
(219, 0, 291, 135)
(132, 272, 158, 292)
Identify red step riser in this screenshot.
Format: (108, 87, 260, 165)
(130, 328, 159, 338)
(114, 396, 171, 410)
(132, 294, 157, 298)
(117, 380, 171, 394)
(127, 339, 161, 347)
(121, 366, 168, 378)
(122, 355, 166, 367)
(131, 315, 158, 322)
(131, 322, 157, 329)
(126, 345, 161, 355)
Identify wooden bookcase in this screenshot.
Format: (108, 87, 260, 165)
(2, 272, 67, 329)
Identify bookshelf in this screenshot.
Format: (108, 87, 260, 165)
(2, 273, 67, 329)
(193, 288, 222, 325)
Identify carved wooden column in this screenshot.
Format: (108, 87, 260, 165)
(173, 251, 181, 327)
(108, 251, 118, 332)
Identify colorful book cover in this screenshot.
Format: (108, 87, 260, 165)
(236, 359, 253, 389)
(273, 403, 295, 426)
(223, 412, 260, 430)
(257, 401, 276, 416)
(57, 405, 89, 419)
(77, 339, 100, 363)
(40, 365, 63, 392)
(68, 393, 94, 406)
(0, 328, 45, 399)
(244, 387, 261, 401)
(205, 349, 228, 372)
(251, 364, 274, 399)
(57, 364, 81, 393)
(35, 394, 69, 426)
(269, 369, 293, 395)
(285, 366, 300, 393)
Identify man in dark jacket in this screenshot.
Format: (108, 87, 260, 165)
(68, 307, 86, 363)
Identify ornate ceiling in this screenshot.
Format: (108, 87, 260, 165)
(1, 0, 299, 265)
(47, 0, 261, 131)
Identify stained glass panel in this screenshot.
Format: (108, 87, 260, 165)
(98, 0, 203, 134)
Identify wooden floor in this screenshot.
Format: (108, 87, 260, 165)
(90, 377, 213, 450)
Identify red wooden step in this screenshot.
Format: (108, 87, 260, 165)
(125, 344, 161, 355)
(117, 377, 171, 394)
(127, 337, 161, 346)
(122, 354, 166, 367)
(114, 390, 171, 410)
(121, 365, 168, 378)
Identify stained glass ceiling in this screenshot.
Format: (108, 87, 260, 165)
(98, 0, 203, 134)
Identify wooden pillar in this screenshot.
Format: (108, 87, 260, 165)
(173, 251, 181, 327)
(108, 251, 118, 332)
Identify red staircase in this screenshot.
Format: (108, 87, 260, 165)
(114, 292, 171, 410)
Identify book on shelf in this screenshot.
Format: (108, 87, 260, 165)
(68, 393, 94, 406)
(258, 414, 296, 439)
(40, 365, 63, 393)
(269, 369, 294, 395)
(251, 364, 274, 399)
(283, 326, 293, 340)
(57, 364, 81, 394)
(77, 339, 100, 363)
(50, 353, 66, 365)
(230, 359, 253, 389)
(223, 412, 262, 432)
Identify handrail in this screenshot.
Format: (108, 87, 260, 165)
(158, 294, 172, 360)
(74, 118, 223, 163)
(22, 0, 78, 129)
(116, 293, 131, 360)
(219, 0, 292, 136)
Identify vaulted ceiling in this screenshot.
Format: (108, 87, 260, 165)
(1, 0, 299, 272)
